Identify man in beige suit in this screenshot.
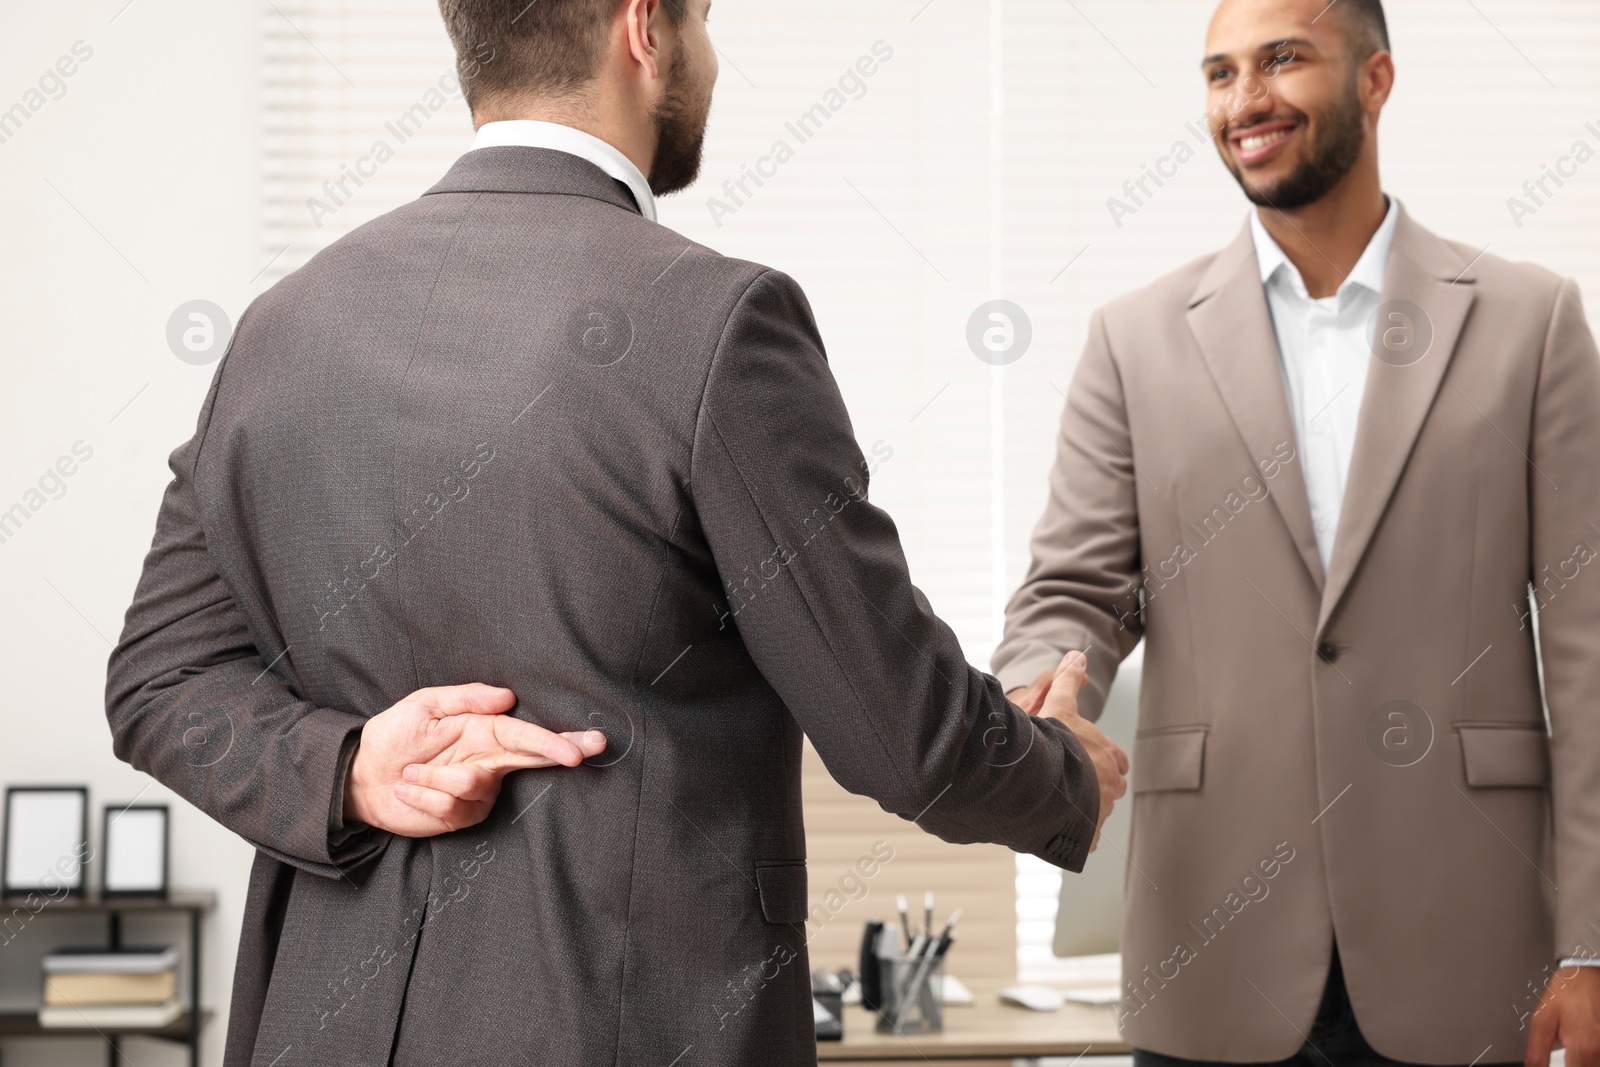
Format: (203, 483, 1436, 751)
(995, 0, 1600, 1064)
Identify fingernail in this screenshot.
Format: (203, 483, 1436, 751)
(402, 765, 419, 783)
(585, 730, 606, 748)
(394, 783, 409, 798)
(1067, 651, 1087, 669)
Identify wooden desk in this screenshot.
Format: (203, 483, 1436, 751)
(819, 979, 1128, 1063)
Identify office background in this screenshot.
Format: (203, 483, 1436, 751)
(2, 0, 1596, 1062)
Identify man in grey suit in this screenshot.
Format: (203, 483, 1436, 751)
(105, 1, 1127, 1064)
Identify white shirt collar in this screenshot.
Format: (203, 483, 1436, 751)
(469, 119, 658, 223)
(1249, 196, 1398, 301)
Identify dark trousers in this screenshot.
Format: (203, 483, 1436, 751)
(1131, 948, 1520, 1067)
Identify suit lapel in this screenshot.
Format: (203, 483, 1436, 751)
(1316, 208, 1478, 633)
(1186, 222, 1325, 592)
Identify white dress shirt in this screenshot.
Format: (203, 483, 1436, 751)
(1251, 198, 1398, 573)
(470, 119, 658, 223)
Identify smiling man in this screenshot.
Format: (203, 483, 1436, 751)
(996, 0, 1600, 1064)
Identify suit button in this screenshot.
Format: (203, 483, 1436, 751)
(1317, 641, 1340, 663)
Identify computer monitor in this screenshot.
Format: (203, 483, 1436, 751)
(1053, 661, 1140, 958)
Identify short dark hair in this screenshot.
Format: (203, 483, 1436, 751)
(1336, 0, 1390, 57)
(438, 0, 684, 110)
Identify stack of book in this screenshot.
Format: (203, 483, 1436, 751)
(38, 946, 181, 1029)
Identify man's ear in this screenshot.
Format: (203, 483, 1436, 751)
(1361, 50, 1395, 116)
(622, 0, 666, 82)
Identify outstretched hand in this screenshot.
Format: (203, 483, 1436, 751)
(1008, 668, 1054, 717)
(344, 683, 607, 837)
(1008, 652, 1128, 851)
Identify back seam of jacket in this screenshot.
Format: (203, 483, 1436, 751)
(609, 505, 685, 1067)
(386, 191, 484, 691)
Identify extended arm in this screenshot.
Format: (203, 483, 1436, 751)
(689, 270, 1105, 871)
(993, 309, 1144, 720)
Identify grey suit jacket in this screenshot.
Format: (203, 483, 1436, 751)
(106, 147, 1099, 1067)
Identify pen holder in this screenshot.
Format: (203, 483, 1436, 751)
(873, 947, 945, 1034)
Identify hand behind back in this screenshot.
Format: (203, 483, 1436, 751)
(344, 683, 607, 837)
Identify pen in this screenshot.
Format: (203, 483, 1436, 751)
(913, 913, 963, 1019)
(891, 927, 958, 1031)
(904, 930, 927, 963)
(896, 894, 913, 947)
(924, 891, 934, 938)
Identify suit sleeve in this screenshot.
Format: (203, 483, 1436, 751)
(991, 309, 1144, 720)
(105, 367, 387, 879)
(1528, 277, 1600, 958)
(689, 270, 1101, 871)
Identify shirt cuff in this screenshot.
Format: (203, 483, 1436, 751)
(1559, 957, 1600, 969)
(328, 731, 367, 850)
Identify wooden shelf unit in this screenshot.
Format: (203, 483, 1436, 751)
(0, 891, 216, 1067)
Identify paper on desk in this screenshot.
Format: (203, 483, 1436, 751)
(1061, 986, 1121, 1006)
(937, 975, 975, 1005)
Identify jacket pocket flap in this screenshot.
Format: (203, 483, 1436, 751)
(1132, 728, 1207, 794)
(754, 863, 809, 924)
(1459, 725, 1550, 787)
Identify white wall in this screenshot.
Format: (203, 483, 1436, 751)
(0, 1, 260, 1064)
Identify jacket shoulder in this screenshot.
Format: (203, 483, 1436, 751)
(249, 194, 785, 338)
(1094, 247, 1226, 337)
(1453, 239, 1569, 301)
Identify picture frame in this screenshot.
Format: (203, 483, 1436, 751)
(2, 786, 89, 899)
(100, 803, 170, 899)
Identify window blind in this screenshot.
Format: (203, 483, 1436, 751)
(259, 0, 1600, 986)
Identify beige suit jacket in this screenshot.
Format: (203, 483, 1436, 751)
(995, 205, 1600, 1063)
